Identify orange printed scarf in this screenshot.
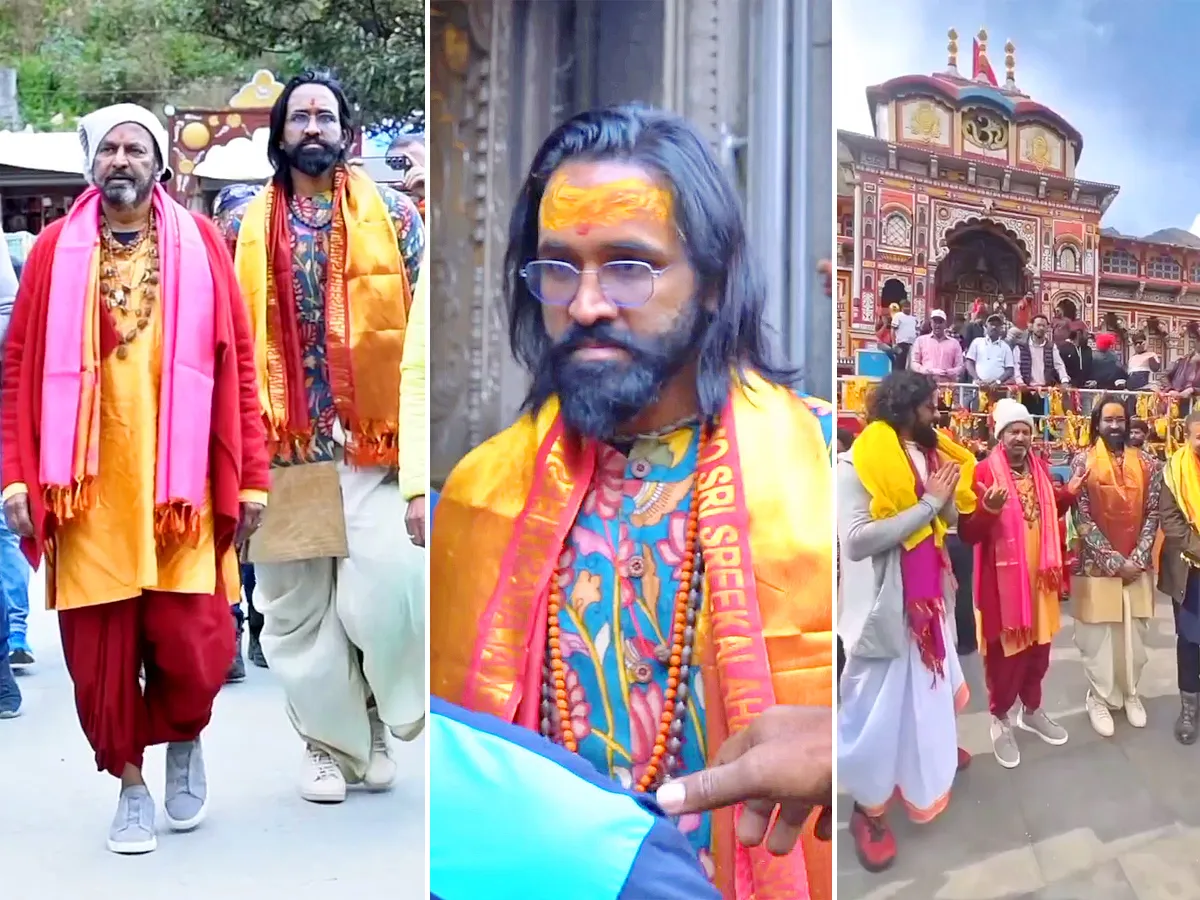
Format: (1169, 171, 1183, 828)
(235, 166, 411, 465)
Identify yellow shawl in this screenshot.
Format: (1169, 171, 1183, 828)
(233, 167, 410, 464)
(431, 373, 832, 900)
(852, 421, 977, 550)
(1167, 444, 1200, 529)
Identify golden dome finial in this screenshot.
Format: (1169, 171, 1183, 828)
(978, 27, 988, 44)
(947, 28, 959, 70)
(1005, 39, 1016, 86)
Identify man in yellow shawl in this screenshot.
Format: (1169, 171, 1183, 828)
(220, 70, 426, 803)
(836, 370, 978, 872)
(1069, 395, 1161, 738)
(430, 105, 833, 900)
(1158, 409, 1200, 745)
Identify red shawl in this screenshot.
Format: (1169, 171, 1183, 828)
(1, 214, 270, 570)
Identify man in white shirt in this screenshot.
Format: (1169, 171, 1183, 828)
(891, 299, 919, 371)
(965, 314, 1016, 385)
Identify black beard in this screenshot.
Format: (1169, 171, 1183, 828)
(1102, 432, 1127, 451)
(528, 301, 706, 441)
(912, 421, 940, 450)
(286, 140, 340, 177)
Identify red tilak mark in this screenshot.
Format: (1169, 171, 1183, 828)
(575, 223, 592, 235)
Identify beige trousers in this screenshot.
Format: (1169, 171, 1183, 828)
(1073, 615, 1149, 708)
(254, 463, 426, 780)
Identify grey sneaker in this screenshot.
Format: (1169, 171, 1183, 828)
(107, 785, 157, 854)
(164, 739, 208, 831)
(1018, 706, 1069, 746)
(990, 716, 1020, 768)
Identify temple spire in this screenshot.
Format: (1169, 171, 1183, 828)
(946, 28, 959, 75)
(1004, 40, 1017, 89)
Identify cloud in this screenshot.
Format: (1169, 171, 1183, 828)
(192, 129, 272, 181)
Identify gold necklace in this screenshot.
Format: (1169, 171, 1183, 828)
(99, 220, 159, 359)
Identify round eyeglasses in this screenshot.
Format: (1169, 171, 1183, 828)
(520, 259, 670, 308)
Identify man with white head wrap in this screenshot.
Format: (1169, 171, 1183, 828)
(0, 103, 271, 853)
(958, 398, 1083, 769)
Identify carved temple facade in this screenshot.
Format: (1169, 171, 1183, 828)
(837, 28, 1200, 375)
(429, 0, 831, 482)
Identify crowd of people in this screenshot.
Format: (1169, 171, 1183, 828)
(879, 294, 1200, 398)
(836, 365, 1200, 874)
(0, 69, 427, 855)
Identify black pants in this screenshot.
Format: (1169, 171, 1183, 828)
(946, 534, 978, 654)
(230, 563, 263, 640)
(1177, 602, 1200, 693)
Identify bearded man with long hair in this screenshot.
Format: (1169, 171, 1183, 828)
(430, 105, 834, 900)
(837, 370, 978, 872)
(220, 70, 426, 804)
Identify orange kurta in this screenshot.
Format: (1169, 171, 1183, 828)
(986, 472, 1060, 656)
(52, 237, 237, 610)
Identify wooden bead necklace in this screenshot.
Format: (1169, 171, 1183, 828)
(540, 426, 709, 793)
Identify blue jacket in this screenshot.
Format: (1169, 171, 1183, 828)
(430, 697, 718, 900)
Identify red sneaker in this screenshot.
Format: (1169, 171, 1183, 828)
(849, 804, 896, 873)
(957, 746, 971, 771)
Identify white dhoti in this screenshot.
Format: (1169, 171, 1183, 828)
(838, 615, 967, 823)
(255, 463, 426, 780)
(1072, 574, 1153, 708)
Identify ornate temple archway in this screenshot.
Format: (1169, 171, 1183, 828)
(934, 220, 1032, 322)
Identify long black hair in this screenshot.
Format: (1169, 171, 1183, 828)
(1089, 393, 1132, 445)
(267, 69, 356, 194)
(505, 104, 798, 419)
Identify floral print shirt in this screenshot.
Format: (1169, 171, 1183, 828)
(559, 424, 715, 874)
(215, 181, 424, 465)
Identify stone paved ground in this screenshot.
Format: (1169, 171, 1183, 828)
(838, 594, 1200, 900)
(1, 580, 425, 899)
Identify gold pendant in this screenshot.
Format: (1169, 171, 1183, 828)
(116, 344, 129, 360)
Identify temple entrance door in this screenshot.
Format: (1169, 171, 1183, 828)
(933, 222, 1031, 323)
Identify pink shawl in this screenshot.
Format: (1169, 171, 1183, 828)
(985, 445, 1063, 639)
(39, 184, 215, 538)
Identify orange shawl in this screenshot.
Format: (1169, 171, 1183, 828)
(234, 166, 411, 465)
(431, 375, 833, 900)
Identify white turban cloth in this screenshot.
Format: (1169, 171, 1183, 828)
(992, 397, 1034, 439)
(78, 103, 173, 185)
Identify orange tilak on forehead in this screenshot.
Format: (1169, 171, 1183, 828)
(538, 171, 673, 235)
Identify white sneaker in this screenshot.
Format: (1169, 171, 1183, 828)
(364, 710, 397, 792)
(1086, 691, 1115, 737)
(1125, 694, 1147, 728)
(300, 745, 346, 804)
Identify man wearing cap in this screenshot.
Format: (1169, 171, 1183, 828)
(964, 314, 1016, 386)
(959, 398, 1082, 769)
(0, 103, 270, 853)
(910, 309, 963, 383)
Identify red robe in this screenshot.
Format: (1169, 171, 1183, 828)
(1, 213, 270, 573)
(957, 461, 1077, 644)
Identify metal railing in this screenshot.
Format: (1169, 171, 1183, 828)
(836, 377, 1196, 458)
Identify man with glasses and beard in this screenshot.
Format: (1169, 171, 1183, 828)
(0, 104, 270, 852)
(221, 70, 426, 804)
(837, 371, 978, 872)
(430, 105, 833, 900)
(1069, 397, 1161, 737)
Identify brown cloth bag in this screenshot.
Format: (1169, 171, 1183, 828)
(247, 461, 349, 564)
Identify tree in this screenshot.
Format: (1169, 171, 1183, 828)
(0, 0, 273, 131)
(176, 0, 425, 125)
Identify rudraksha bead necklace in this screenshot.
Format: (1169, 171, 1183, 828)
(540, 427, 709, 793)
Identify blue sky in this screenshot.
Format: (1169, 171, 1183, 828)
(834, 0, 1200, 237)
